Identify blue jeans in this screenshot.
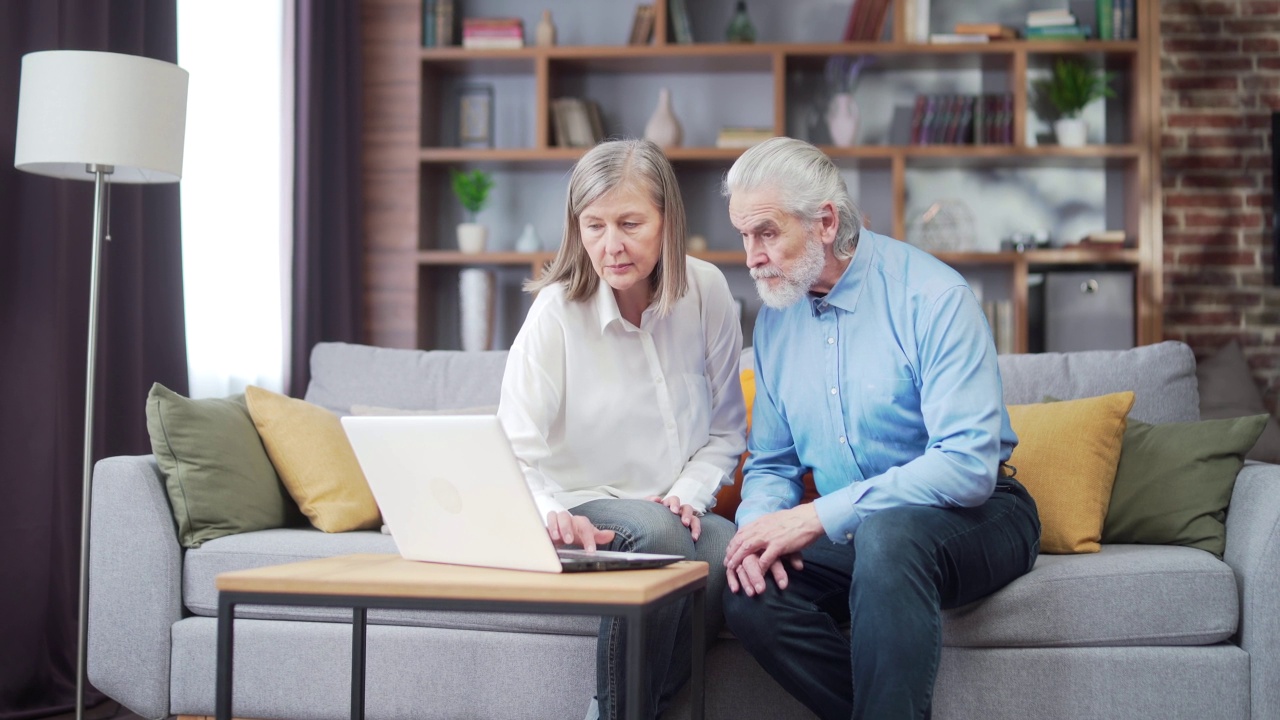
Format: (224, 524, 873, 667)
(722, 476, 1041, 720)
(574, 498, 735, 720)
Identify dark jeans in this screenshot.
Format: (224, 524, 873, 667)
(722, 476, 1041, 720)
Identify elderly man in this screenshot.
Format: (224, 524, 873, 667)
(720, 137, 1041, 720)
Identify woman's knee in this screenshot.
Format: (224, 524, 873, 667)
(605, 501, 697, 556)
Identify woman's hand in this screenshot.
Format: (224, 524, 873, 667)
(646, 495, 702, 541)
(545, 511, 615, 551)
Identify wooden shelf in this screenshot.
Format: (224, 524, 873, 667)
(364, 0, 1162, 352)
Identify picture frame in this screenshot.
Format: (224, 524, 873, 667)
(457, 82, 494, 148)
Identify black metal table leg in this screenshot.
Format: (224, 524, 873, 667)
(215, 594, 235, 720)
(625, 607, 647, 720)
(352, 606, 367, 720)
(691, 587, 705, 720)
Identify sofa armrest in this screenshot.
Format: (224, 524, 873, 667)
(88, 455, 182, 719)
(1224, 461, 1280, 720)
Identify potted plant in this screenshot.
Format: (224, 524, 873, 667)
(1036, 57, 1116, 147)
(823, 55, 873, 147)
(450, 168, 494, 253)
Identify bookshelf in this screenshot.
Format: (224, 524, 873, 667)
(361, 0, 1161, 354)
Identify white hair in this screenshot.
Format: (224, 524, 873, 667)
(721, 137, 862, 259)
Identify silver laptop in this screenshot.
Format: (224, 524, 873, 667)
(341, 415, 682, 573)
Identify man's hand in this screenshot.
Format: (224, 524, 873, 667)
(646, 495, 701, 541)
(724, 504, 826, 592)
(545, 511, 615, 551)
(725, 550, 802, 596)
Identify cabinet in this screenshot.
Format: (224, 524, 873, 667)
(361, 0, 1162, 353)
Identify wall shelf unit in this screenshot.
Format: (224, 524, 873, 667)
(362, 0, 1161, 353)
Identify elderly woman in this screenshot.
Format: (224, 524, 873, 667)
(497, 138, 745, 720)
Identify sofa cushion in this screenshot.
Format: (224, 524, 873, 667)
(246, 386, 381, 533)
(145, 384, 298, 548)
(942, 544, 1238, 648)
(999, 341, 1198, 424)
(1007, 392, 1134, 554)
(1196, 339, 1280, 463)
(306, 342, 509, 415)
(1103, 414, 1267, 558)
(183, 529, 599, 636)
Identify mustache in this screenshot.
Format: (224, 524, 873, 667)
(750, 266, 783, 280)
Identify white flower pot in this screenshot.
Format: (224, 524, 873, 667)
(826, 92, 860, 147)
(1054, 117, 1088, 148)
(457, 222, 488, 254)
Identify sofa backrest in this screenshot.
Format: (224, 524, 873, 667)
(998, 341, 1198, 424)
(307, 340, 1201, 425)
(305, 342, 508, 414)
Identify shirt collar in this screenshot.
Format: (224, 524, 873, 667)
(593, 277, 624, 332)
(814, 229, 875, 315)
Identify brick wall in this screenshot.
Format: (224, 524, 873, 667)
(1161, 0, 1280, 412)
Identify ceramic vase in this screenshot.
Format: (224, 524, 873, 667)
(457, 222, 487, 254)
(458, 268, 495, 352)
(644, 87, 683, 148)
(826, 92, 859, 147)
(514, 223, 542, 253)
(535, 9, 557, 47)
(1054, 117, 1087, 147)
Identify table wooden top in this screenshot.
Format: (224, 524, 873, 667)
(215, 553, 708, 606)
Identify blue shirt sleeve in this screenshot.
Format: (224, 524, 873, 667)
(735, 339, 807, 528)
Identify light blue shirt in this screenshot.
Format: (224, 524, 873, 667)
(738, 230, 1017, 543)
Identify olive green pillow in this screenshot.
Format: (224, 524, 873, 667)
(1102, 414, 1267, 558)
(146, 383, 298, 548)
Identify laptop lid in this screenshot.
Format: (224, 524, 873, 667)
(341, 415, 681, 574)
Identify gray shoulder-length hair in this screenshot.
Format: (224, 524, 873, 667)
(720, 136, 862, 259)
(527, 138, 688, 317)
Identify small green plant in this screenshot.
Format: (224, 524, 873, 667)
(1036, 57, 1116, 119)
(449, 168, 494, 222)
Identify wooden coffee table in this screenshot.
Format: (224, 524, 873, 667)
(214, 553, 708, 720)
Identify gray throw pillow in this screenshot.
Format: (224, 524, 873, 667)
(1196, 340, 1280, 463)
(146, 383, 298, 548)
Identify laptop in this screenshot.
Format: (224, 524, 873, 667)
(341, 415, 683, 573)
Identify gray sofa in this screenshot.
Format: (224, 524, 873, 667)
(89, 340, 1280, 720)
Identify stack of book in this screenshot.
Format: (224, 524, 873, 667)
(462, 17, 524, 49)
(1079, 229, 1127, 247)
(715, 127, 772, 149)
(908, 93, 1014, 146)
(1095, 0, 1136, 40)
(421, 0, 455, 47)
(842, 0, 893, 42)
(1024, 8, 1091, 40)
(550, 98, 605, 148)
(982, 299, 1017, 355)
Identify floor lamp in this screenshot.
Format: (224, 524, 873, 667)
(13, 50, 188, 720)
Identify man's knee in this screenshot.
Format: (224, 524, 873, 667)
(854, 508, 937, 571)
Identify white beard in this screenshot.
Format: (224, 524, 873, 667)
(751, 233, 827, 309)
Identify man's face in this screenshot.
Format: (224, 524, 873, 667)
(729, 186, 826, 309)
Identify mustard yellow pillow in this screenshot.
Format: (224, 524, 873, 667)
(1007, 391, 1135, 554)
(245, 386, 381, 532)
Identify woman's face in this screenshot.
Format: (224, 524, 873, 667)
(578, 182, 664, 304)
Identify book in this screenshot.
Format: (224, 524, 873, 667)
(844, 0, 892, 41)
(422, 0, 435, 47)
(953, 23, 1018, 39)
(1025, 25, 1092, 39)
(1095, 0, 1114, 39)
(434, 0, 454, 46)
(715, 127, 772, 148)
(669, 0, 693, 44)
(1027, 8, 1075, 23)
(929, 33, 990, 44)
(628, 4, 655, 45)
(1081, 229, 1127, 245)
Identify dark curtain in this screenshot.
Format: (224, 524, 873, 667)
(0, 2, 186, 718)
(290, 0, 364, 398)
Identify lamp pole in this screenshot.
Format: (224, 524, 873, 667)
(76, 163, 112, 720)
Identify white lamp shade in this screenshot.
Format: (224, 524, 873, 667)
(14, 50, 188, 184)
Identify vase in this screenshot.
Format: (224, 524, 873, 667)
(826, 92, 859, 147)
(457, 222, 487, 254)
(725, 0, 757, 43)
(1054, 117, 1087, 147)
(644, 87, 683, 148)
(514, 223, 541, 253)
(535, 9, 557, 47)
(458, 268, 495, 351)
